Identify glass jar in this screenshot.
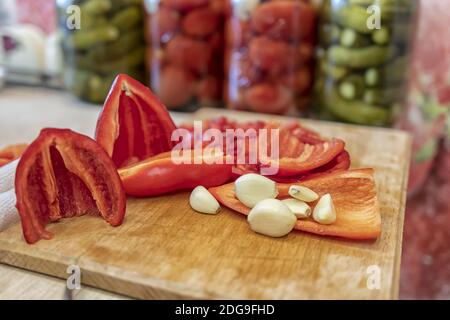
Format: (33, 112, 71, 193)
(224, 0, 317, 115)
(314, 0, 417, 126)
(57, 0, 146, 103)
(144, 0, 224, 110)
(395, 0, 450, 194)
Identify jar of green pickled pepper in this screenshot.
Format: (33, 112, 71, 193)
(57, 0, 146, 103)
(313, 0, 417, 126)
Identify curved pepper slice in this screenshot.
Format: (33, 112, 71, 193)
(209, 169, 381, 240)
(15, 129, 126, 244)
(271, 150, 351, 183)
(181, 117, 350, 178)
(0, 144, 28, 168)
(95, 74, 177, 168)
(119, 149, 233, 197)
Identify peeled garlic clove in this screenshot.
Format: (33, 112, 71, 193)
(288, 185, 319, 202)
(247, 199, 297, 238)
(312, 194, 337, 225)
(189, 186, 220, 215)
(235, 173, 278, 208)
(281, 199, 311, 219)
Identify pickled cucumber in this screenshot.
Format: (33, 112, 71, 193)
(329, 45, 396, 68)
(87, 29, 144, 62)
(72, 25, 119, 49)
(372, 27, 390, 45)
(314, 0, 416, 126)
(319, 24, 341, 46)
(363, 87, 402, 105)
(323, 89, 390, 125)
(338, 75, 365, 99)
(319, 60, 348, 80)
(58, 0, 145, 104)
(80, 0, 112, 15)
(364, 57, 408, 86)
(111, 6, 143, 31)
(92, 47, 145, 73)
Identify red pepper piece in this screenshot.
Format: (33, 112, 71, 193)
(209, 169, 381, 240)
(180, 117, 350, 178)
(271, 151, 351, 183)
(271, 138, 347, 177)
(95, 74, 177, 168)
(15, 129, 126, 244)
(0, 144, 28, 167)
(119, 150, 233, 197)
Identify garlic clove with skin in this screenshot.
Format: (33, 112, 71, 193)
(234, 173, 278, 208)
(189, 186, 221, 215)
(312, 194, 337, 225)
(281, 199, 311, 219)
(288, 185, 319, 202)
(247, 199, 297, 238)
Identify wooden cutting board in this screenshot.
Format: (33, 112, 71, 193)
(0, 108, 411, 300)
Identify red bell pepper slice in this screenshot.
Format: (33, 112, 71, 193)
(209, 169, 381, 240)
(119, 149, 233, 197)
(95, 74, 177, 168)
(180, 117, 350, 178)
(271, 150, 351, 183)
(0, 144, 28, 167)
(15, 129, 126, 244)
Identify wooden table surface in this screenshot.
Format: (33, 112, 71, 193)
(0, 87, 411, 300)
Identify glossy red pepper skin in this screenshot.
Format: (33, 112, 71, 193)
(15, 129, 126, 244)
(180, 117, 350, 179)
(95, 74, 177, 168)
(119, 151, 233, 197)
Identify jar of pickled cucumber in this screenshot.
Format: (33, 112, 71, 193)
(144, 0, 225, 110)
(225, 0, 317, 115)
(314, 0, 417, 126)
(57, 0, 146, 103)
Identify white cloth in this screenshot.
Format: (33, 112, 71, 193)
(0, 189, 19, 231)
(0, 159, 18, 193)
(0, 160, 19, 231)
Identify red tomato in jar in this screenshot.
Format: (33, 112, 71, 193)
(182, 7, 220, 37)
(228, 53, 263, 87)
(244, 83, 293, 114)
(248, 36, 294, 75)
(197, 76, 222, 104)
(210, 0, 228, 15)
(297, 43, 315, 65)
(281, 66, 312, 94)
(162, 0, 209, 12)
(165, 35, 213, 74)
(158, 65, 196, 108)
(151, 7, 181, 42)
(250, 0, 316, 42)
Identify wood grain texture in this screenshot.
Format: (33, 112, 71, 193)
(0, 106, 412, 300)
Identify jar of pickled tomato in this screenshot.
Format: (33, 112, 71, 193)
(144, 0, 225, 110)
(224, 0, 317, 115)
